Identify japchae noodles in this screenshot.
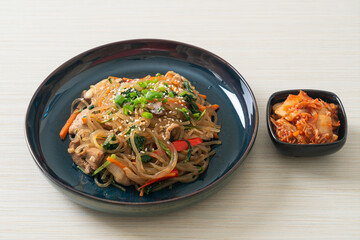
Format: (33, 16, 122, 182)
(60, 71, 221, 196)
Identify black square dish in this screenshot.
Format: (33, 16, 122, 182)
(266, 89, 347, 157)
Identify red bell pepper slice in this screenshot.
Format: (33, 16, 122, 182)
(172, 137, 203, 151)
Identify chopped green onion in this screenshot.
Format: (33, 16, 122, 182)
(151, 78, 159, 83)
(162, 98, 167, 103)
(159, 141, 171, 157)
(133, 98, 140, 105)
(184, 140, 193, 162)
(114, 95, 125, 106)
(100, 118, 112, 123)
(164, 82, 168, 87)
(92, 161, 111, 176)
(108, 77, 112, 84)
(179, 91, 188, 97)
(197, 166, 203, 173)
(133, 97, 145, 107)
(193, 113, 200, 118)
(158, 85, 166, 92)
(111, 154, 117, 159)
(155, 73, 161, 77)
(129, 105, 135, 112)
(141, 89, 148, 95)
(169, 91, 174, 98)
(122, 88, 140, 99)
(138, 81, 148, 88)
(154, 91, 163, 99)
(77, 166, 88, 175)
(142, 112, 153, 119)
(155, 92, 163, 98)
(145, 91, 156, 100)
(145, 91, 163, 101)
(197, 109, 206, 120)
(123, 106, 128, 116)
(178, 108, 190, 121)
(141, 155, 152, 163)
(88, 105, 95, 110)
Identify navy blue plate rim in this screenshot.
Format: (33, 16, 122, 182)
(266, 88, 347, 147)
(25, 38, 259, 206)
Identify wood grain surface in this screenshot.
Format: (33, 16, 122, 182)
(1, 0, 359, 239)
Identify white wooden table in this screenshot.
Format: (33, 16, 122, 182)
(1, 1, 359, 239)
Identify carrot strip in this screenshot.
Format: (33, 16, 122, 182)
(196, 103, 206, 112)
(172, 79, 180, 86)
(106, 156, 126, 169)
(214, 133, 218, 139)
(198, 94, 207, 100)
(82, 117, 87, 124)
(138, 169, 179, 190)
(166, 98, 185, 106)
(105, 89, 111, 94)
(59, 110, 80, 140)
(140, 187, 144, 197)
(210, 104, 219, 111)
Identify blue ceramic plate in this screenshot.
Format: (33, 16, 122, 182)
(25, 39, 258, 215)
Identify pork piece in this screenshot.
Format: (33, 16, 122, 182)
(113, 77, 124, 84)
(69, 109, 89, 135)
(183, 128, 214, 140)
(150, 102, 164, 115)
(164, 123, 179, 141)
(82, 88, 94, 102)
(68, 139, 105, 174)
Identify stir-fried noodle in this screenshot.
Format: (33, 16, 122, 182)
(61, 71, 221, 196)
